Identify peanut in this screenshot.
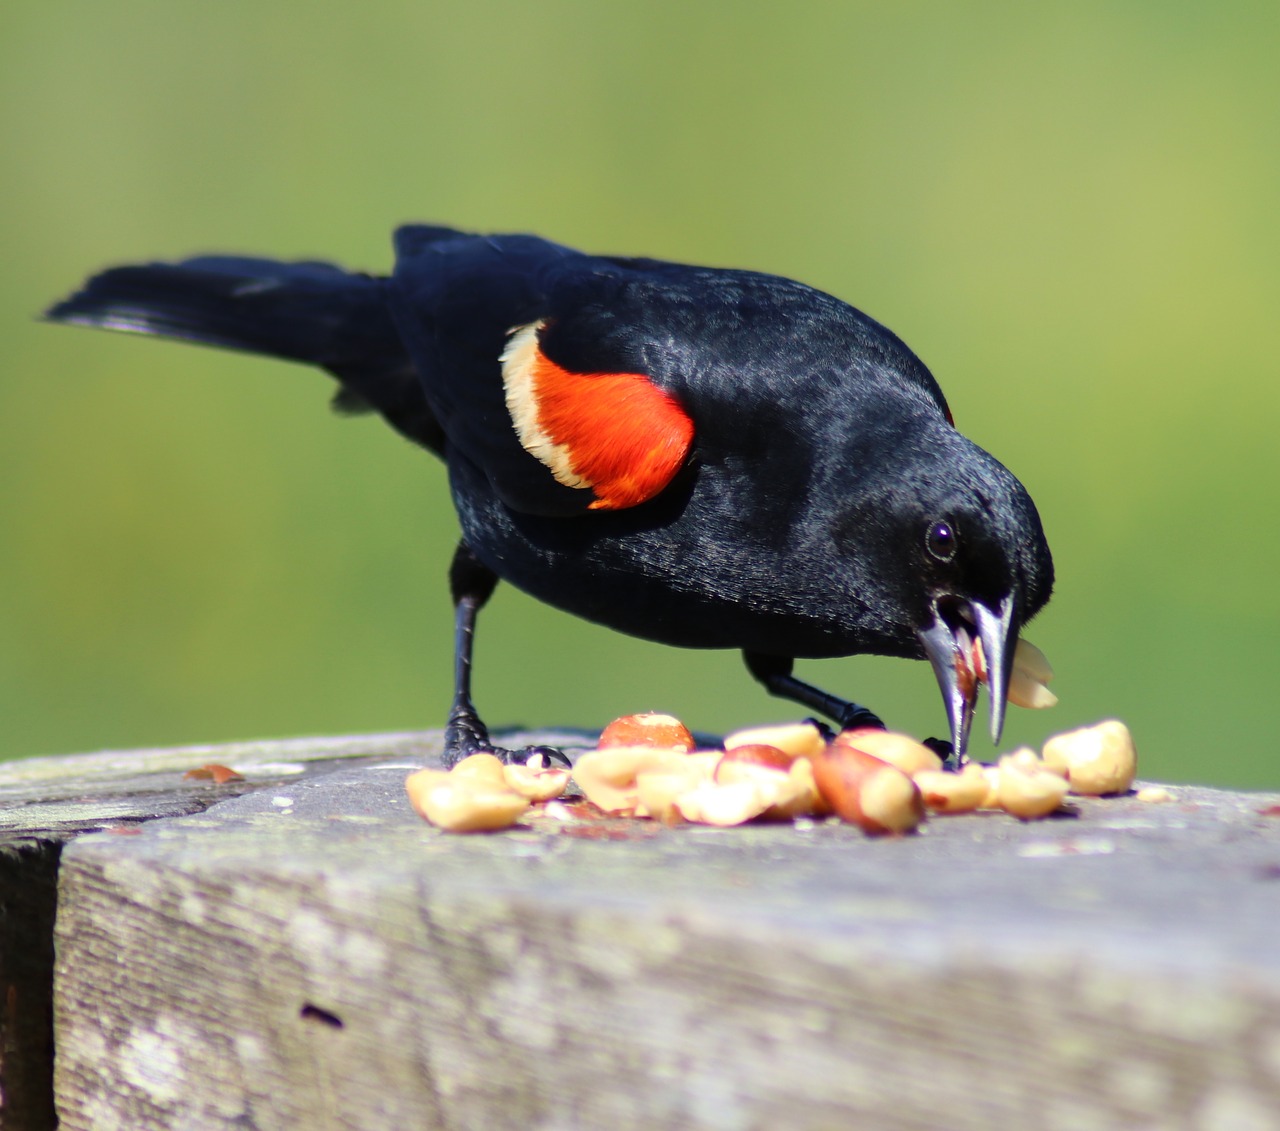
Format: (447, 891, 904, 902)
(635, 760, 714, 824)
(809, 743, 924, 835)
(405, 769, 530, 832)
(722, 721, 826, 761)
(450, 752, 508, 786)
(913, 763, 990, 813)
(502, 756, 572, 801)
(571, 746, 692, 815)
(995, 750, 1069, 819)
(972, 636, 1058, 709)
(715, 745, 793, 780)
(674, 779, 777, 826)
(598, 712, 695, 751)
(832, 729, 943, 775)
(1041, 720, 1137, 796)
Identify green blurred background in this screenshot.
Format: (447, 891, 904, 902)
(3, 2, 1276, 787)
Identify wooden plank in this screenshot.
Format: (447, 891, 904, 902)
(0, 729, 540, 1131)
(48, 747, 1280, 1130)
(0, 731, 447, 838)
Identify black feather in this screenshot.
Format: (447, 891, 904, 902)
(45, 257, 442, 453)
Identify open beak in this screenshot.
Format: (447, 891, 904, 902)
(917, 593, 1017, 759)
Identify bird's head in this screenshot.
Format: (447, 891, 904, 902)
(833, 422, 1053, 758)
(908, 436, 1053, 757)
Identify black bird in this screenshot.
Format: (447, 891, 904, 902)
(45, 226, 1054, 764)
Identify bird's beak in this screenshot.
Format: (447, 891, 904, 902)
(917, 594, 1017, 759)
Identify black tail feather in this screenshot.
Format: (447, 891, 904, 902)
(45, 256, 442, 453)
(45, 256, 393, 370)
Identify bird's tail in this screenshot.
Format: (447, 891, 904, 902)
(44, 256, 440, 450)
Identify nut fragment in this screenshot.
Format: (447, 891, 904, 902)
(1008, 670, 1059, 710)
(598, 713, 695, 751)
(723, 721, 826, 761)
(674, 779, 777, 826)
(502, 758, 572, 801)
(635, 766, 703, 824)
(715, 744, 794, 777)
(833, 729, 943, 776)
(183, 763, 244, 784)
(1041, 720, 1137, 795)
(1136, 786, 1174, 804)
(405, 769, 530, 832)
(450, 753, 508, 785)
(810, 744, 924, 835)
(995, 749, 1070, 819)
(572, 747, 691, 815)
(978, 764, 1002, 809)
(769, 757, 828, 820)
(707, 755, 819, 821)
(638, 749, 822, 827)
(1010, 638, 1054, 684)
(913, 763, 990, 813)
(972, 637, 1058, 709)
(856, 768, 927, 835)
(787, 756, 832, 818)
(1004, 745, 1064, 777)
(635, 755, 718, 823)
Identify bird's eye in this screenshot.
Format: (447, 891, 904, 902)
(926, 520, 957, 562)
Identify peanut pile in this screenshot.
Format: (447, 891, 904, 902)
(406, 713, 1139, 837)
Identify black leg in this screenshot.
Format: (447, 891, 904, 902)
(444, 542, 497, 762)
(742, 651, 885, 732)
(442, 542, 570, 768)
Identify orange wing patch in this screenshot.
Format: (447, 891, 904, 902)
(501, 321, 694, 510)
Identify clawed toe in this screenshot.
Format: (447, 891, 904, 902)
(443, 718, 572, 770)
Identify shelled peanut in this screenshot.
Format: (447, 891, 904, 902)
(405, 751, 569, 833)
(809, 742, 925, 835)
(1042, 720, 1137, 795)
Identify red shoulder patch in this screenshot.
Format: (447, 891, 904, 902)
(501, 322, 694, 510)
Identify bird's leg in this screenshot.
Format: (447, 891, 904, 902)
(443, 542, 570, 768)
(742, 651, 885, 733)
(444, 541, 498, 760)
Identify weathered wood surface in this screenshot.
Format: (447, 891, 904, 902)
(0, 729, 564, 1131)
(29, 732, 1279, 1131)
(0, 730, 460, 839)
(0, 731, 451, 1131)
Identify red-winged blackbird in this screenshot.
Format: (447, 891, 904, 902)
(46, 226, 1053, 764)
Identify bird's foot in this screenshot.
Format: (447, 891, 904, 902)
(443, 711, 490, 767)
(922, 737, 960, 767)
(802, 717, 836, 743)
(506, 743, 574, 769)
(443, 712, 572, 769)
(833, 705, 886, 733)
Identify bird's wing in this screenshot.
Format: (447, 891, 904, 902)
(387, 229, 696, 517)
